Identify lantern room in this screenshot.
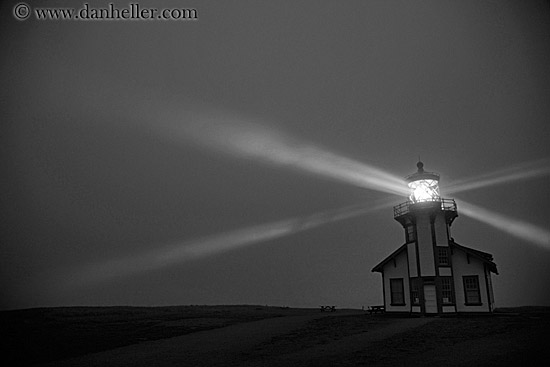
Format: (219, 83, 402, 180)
(406, 161, 441, 203)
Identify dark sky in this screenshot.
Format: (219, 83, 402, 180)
(1, 0, 549, 310)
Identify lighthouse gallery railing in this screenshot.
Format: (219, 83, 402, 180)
(393, 198, 457, 218)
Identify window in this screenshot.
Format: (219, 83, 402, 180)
(463, 276, 481, 305)
(390, 278, 405, 305)
(440, 277, 453, 304)
(437, 247, 449, 266)
(406, 225, 415, 242)
(410, 278, 420, 305)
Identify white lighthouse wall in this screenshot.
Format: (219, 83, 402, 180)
(407, 243, 417, 277)
(434, 213, 449, 246)
(452, 250, 490, 312)
(416, 215, 435, 276)
(382, 249, 410, 312)
(485, 268, 495, 310)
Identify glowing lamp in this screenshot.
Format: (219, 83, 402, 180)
(406, 162, 440, 203)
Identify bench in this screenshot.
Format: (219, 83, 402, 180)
(320, 305, 336, 312)
(367, 305, 385, 314)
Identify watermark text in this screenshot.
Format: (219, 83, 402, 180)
(13, 2, 198, 21)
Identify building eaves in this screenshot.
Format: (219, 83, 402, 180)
(371, 243, 408, 273)
(450, 239, 498, 274)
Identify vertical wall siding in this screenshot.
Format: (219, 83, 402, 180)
(442, 305, 456, 313)
(416, 214, 435, 276)
(485, 267, 495, 310)
(434, 213, 449, 246)
(407, 242, 418, 277)
(383, 249, 410, 312)
(452, 250, 490, 312)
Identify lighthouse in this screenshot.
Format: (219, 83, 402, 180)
(372, 162, 498, 315)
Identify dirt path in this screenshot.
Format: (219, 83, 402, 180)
(38, 312, 432, 367)
(237, 317, 433, 367)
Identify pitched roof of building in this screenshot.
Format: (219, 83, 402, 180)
(371, 243, 407, 273)
(371, 240, 498, 274)
(450, 239, 498, 274)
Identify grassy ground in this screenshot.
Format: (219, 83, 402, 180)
(236, 307, 550, 367)
(2, 306, 549, 366)
(329, 308, 550, 366)
(1, 305, 311, 366)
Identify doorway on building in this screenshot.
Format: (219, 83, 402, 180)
(424, 284, 437, 314)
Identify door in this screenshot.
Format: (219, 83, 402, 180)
(424, 284, 437, 314)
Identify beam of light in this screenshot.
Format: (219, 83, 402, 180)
(68, 79, 408, 197)
(152, 108, 409, 197)
(445, 158, 550, 195)
(458, 199, 550, 249)
(66, 200, 393, 288)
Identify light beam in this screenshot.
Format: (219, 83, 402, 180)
(458, 199, 550, 249)
(144, 108, 550, 250)
(153, 108, 409, 197)
(446, 158, 550, 194)
(66, 200, 393, 287)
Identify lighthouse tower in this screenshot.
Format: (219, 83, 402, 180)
(372, 162, 497, 315)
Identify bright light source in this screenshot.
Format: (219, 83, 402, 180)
(408, 179, 441, 203)
(405, 162, 441, 203)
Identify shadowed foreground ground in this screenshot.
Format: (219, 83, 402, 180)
(2, 306, 549, 366)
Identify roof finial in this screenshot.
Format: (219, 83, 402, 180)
(416, 155, 424, 173)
